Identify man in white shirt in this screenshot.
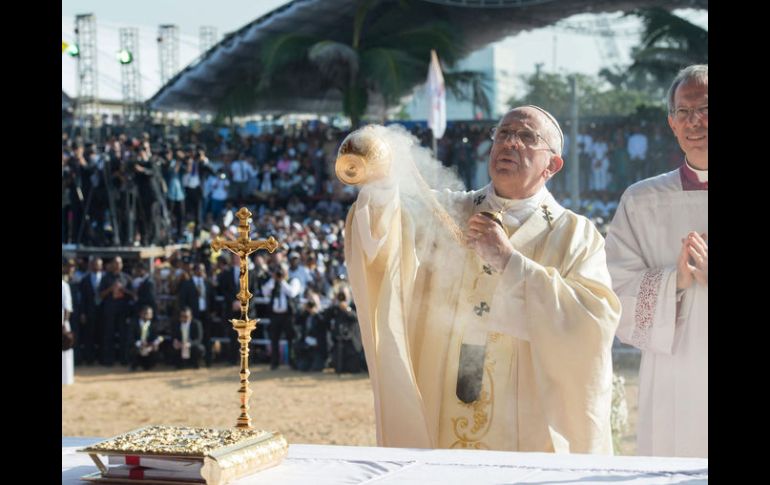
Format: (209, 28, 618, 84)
(627, 127, 649, 182)
(229, 153, 256, 205)
(287, 252, 313, 295)
(204, 169, 230, 220)
(605, 64, 708, 458)
(261, 268, 301, 370)
(590, 136, 610, 191)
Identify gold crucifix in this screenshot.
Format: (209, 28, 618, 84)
(211, 207, 279, 429)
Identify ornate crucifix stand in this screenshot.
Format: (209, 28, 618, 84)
(211, 207, 279, 429)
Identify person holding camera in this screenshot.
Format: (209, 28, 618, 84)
(97, 256, 135, 366)
(293, 300, 329, 372)
(204, 168, 230, 221)
(261, 268, 301, 370)
(324, 291, 363, 374)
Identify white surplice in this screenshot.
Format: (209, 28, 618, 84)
(605, 168, 708, 458)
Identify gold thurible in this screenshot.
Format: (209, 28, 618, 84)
(211, 207, 279, 429)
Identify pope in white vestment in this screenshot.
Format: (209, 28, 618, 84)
(605, 65, 708, 458)
(343, 107, 621, 453)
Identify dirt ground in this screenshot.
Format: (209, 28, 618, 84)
(63, 362, 639, 454)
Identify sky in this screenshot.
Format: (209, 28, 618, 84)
(62, 0, 707, 102)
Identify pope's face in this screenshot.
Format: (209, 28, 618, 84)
(489, 108, 563, 199)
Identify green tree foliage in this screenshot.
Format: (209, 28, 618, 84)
(628, 7, 708, 89)
(509, 8, 706, 120)
(246, 0, 488, 126)
(508, 72, 661, 119)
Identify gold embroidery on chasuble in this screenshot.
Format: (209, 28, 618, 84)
(439, 248, 515, 450)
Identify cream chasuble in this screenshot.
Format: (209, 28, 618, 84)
(345, 183, 620, 454)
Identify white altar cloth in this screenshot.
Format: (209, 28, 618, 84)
(63, 437, 707, 484)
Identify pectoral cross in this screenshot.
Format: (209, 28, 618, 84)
(211, 207, 279, 429)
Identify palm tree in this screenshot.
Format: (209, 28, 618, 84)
(628, 8, 708, 88)
(445, 70, 492, 119)
(257, 0, 487, 126)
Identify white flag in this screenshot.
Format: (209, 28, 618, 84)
(426, 49, 446, 139)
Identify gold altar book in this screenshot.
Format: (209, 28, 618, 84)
(78, 425, 288, 484)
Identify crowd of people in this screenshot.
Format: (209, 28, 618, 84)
(61, 112, 683, 377)
(62, 114, 682, 246)
(61, 121, 351, 248)
(61, 207, 364, 374)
